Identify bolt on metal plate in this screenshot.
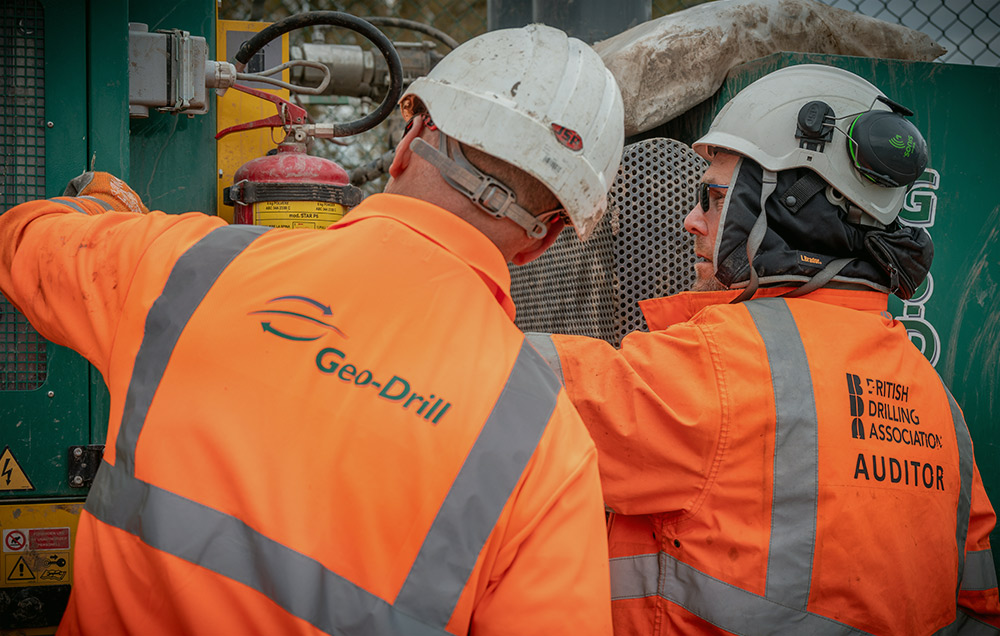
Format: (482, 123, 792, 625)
(67, 445, 105, 489)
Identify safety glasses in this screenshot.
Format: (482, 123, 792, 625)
(698, 182, 729, 212)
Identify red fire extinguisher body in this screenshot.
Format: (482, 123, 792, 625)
(229, 142, 362, 229)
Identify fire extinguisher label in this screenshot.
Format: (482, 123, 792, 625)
(253, 201, 347, 230)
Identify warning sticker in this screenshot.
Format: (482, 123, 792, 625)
(39, 552, 70, 582)
(0, 502, 81, 588)
(2, 552, 70, 585)
(30, 527, 71, 551)
(0, 446, 34, 491)
(3, 529, 26, 552)
(6, 555, 35, 582)
(253, 200, 347, 229)
(3, 528, 70, 553)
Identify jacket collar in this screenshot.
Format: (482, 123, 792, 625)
(639, 287, 890, 331)
(335, 194, 516, 319)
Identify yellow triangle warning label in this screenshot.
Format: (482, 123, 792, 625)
(0, 446, 34, 491)
(8, 555, 35, 581)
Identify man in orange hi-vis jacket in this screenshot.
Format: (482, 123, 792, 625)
(0, 25, 624, 636)
(529, 64, 1000, 634)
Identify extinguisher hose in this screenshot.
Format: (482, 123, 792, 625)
(234, 11, 403, 138)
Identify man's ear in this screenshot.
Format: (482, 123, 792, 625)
(510, 218, 565, 266)
(389, 116, 425, 179)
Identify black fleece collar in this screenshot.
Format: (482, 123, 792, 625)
(713, 158, 932, 300)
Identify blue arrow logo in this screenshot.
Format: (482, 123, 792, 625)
(261, 322, 322, 341)
(270, 295, 333, 315)
(251, 295, 346, 341)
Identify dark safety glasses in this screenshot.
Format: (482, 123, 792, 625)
(698, 182, 729, 211)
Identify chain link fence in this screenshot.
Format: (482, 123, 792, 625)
(220, 0, 998, 188)
(819, 0, 999, 65)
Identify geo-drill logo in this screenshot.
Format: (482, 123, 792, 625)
(252, 295, 453, 424)
(249, 295, 346, 341)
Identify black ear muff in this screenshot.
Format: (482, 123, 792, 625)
(846, 110, 928, 188)
(795, 100, 836, 151)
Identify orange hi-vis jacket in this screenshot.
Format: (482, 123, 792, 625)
(0, 193, 613, 636)
(529, 287, 1000, 635)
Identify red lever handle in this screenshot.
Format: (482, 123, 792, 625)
(215, 84, 309, 140)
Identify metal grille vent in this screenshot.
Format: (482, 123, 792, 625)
(511, 138, 706, 347)
(0, 0, 48, 390)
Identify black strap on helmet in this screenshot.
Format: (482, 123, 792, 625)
(410, 136, 549, 239)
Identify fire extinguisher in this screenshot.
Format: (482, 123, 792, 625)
(217, 12, 403, 229)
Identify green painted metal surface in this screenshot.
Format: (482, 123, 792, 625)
(0, 0, 93, 504)
(84, 0, 131, 457)
(128, 0, 218, 216)
(0, 341, 90, 500)
(0, 0, 212, 628)
(2, 0, 218, 499)
(86, 0, 130, 179)
(647, 51, 1000, 568)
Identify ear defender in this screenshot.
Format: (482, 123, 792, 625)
(845, 108, 928, 188)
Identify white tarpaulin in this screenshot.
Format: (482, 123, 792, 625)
(595, 0, 947, 136)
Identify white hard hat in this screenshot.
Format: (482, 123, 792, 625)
(693, 64, 927, 225)
(401, 24, 625, 239)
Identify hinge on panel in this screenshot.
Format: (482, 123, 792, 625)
(68, 445, 104, 488)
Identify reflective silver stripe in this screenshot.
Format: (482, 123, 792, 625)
(79, 195, 114, 211)
(608, 302, 988, 632)
(88, 459, 448, 636)
(962, 550, 999, 592)
(745, 298, 818, 609)
(936, 610, 1000, 635)
(115, 225, 269, 475)
(52, 197, 91, 214)
(611, 552, 873, 635)
(395, 338, 558, 624)
(943, 382, 976, 599)
(89, 223, 548, 633)
(526, 332, 564, 383)
(609, 553, 659, 601)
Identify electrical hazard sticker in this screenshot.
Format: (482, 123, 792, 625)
(0, 446, 33, 491)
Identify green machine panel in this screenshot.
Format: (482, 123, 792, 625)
(1, 0, 215, 630)
(1, 0, 93, 630)
(647, 51, 1000, 567)
(128, 0, 218, 216)
(0, 0, 92, 500)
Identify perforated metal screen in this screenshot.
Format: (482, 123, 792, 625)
(0, 0, 48, 390)
(510, 138, 706, 346)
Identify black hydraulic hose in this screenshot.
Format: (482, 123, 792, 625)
(362, 17, 459, 50)
(349, 149, 396, 186)
(234, 11, 403, 138)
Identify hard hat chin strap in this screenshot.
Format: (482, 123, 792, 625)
(729, 168, 776, 304)
(410, 135, 549, 239)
